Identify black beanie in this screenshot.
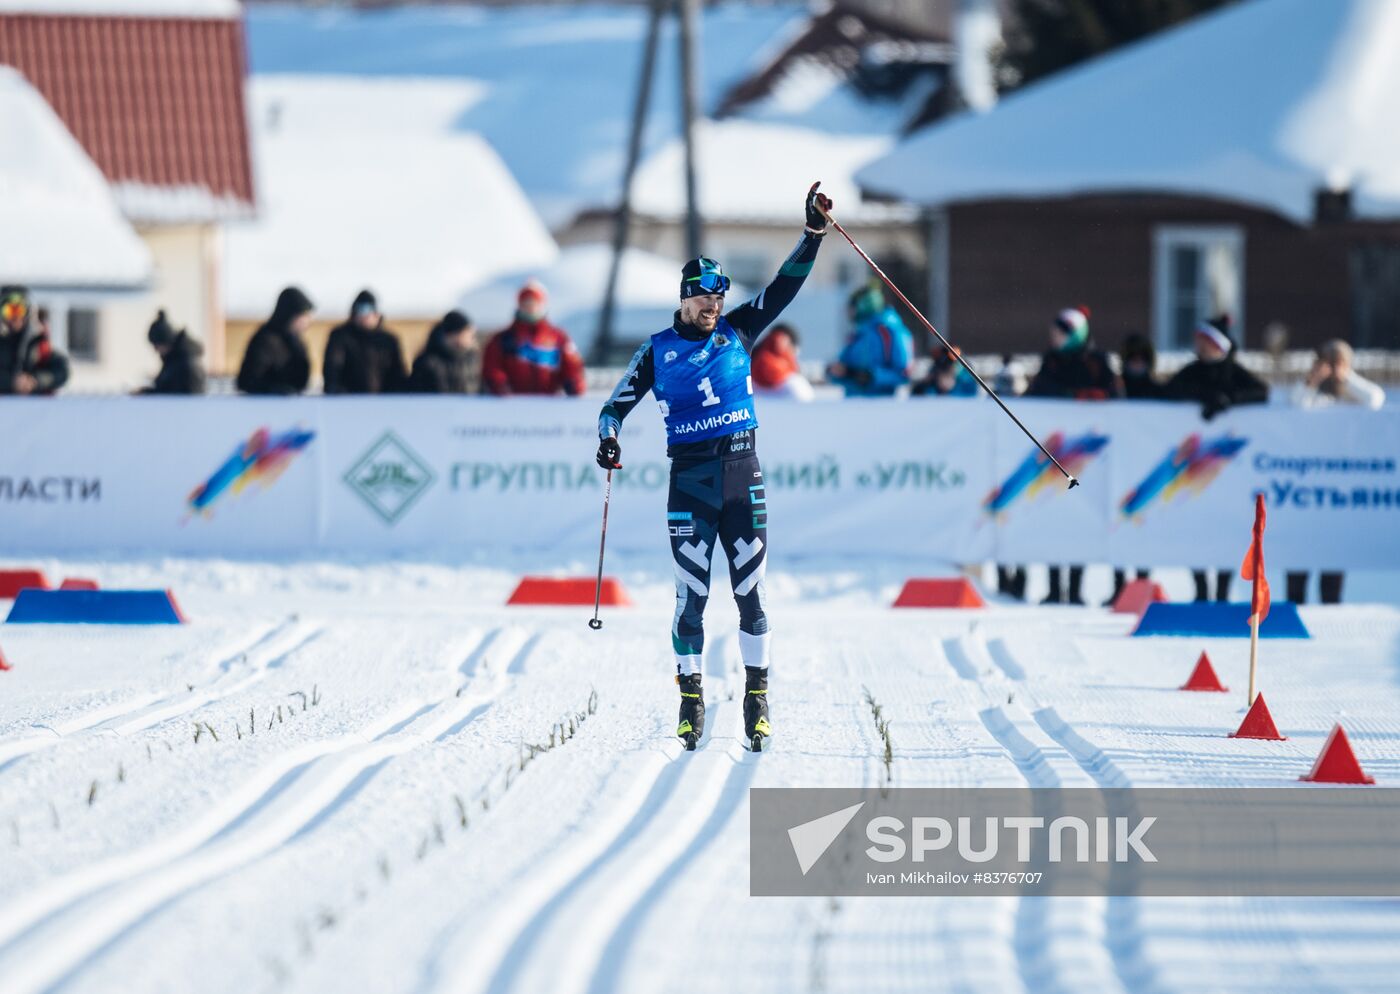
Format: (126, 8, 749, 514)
(147, 310, 177, 348)
(273, 286, 314, 322)
(679, 257, 729, 299)
(439, 310, 470, 334)
(352, 289, 378, 316)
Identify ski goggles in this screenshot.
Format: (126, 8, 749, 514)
(1, 298, 27, 325)
(681, 272, 731, 298)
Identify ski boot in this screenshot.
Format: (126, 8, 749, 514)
(677, 673, 705, 750)
(743, 666, 771, 752)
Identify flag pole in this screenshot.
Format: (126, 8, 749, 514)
(1247, 614, 1259, 705)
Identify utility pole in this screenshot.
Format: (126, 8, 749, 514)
(594, 0, 664, 363)
(677, 0, 703, 260)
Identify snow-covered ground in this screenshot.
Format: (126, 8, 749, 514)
(2, 555, 1399, 994)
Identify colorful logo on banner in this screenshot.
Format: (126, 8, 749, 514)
(1120, 433, 1248, 519)
(343, 431, 436, 525)
(187, 426, 316, 518)
(984, 431, 1109, 515)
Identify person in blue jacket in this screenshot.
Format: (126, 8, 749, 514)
(595, 183, 833, 753)
(827, 281, 913, 396)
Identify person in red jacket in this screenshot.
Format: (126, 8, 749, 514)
(481, 280, 586, 396)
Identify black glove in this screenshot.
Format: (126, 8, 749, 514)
(596, 436, 622, 470)
(805, 181, 833, 233)
(848, 367, 874, 388)
(1202, 392, 1231, 421)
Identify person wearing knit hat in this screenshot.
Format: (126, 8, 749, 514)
(237, 286, 314, 395)
(0, 285, 70, 396)
(481, 279, 585, 396)
(139, 309, 206, 395)
(1026, 304, 1121, 605)
(410, 309, 482, 394)
(1164, 312, 1269, 602)
(323, 289, 409, 395)
(595, 181, 834, 753)
(827, 280, 914, 397)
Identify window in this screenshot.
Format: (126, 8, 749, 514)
(1152, 226, 1244, 349)
(67, 308, 100, 361)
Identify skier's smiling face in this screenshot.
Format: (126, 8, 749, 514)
(682, 293, 724, 333)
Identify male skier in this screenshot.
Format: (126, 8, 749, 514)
(595, 183, 833, 752)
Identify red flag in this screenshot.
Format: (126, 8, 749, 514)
(1239, 493, 1270, 623)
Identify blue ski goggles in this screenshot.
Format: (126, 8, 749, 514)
(681, 272, 731, 298)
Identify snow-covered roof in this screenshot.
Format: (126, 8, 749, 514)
(457, 243, 746, 357)
(224, 76, 556, 320)
(244, 4, 805, 230)
(0, 0, 238, 16)
(631, 120, 916, 225)
(858, 0, 1400, 223)
(0, 67, 150, 288)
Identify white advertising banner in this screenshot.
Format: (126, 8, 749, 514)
(0, 397, 1396, 569)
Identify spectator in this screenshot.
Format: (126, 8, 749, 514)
(827, 282, 913, 397)
(1164, 314, 1268, 419)
(1165, 314, 1269, 602)
(1025, 306, 1119, 401)
(751, 323, 814, 400)
(0, 285, 69, 395)
(411, 310, 482, 394)
(138, 310, 206, 395)
(1292, 339, 1383, 411)
(1120, 333, 1165, 399)
(1287, 339, 1382, 605)
(992, 352, 1027, 397)
(482, 279, 585, 396)
(912, 345, 977, 397)
(1027, 306, 1120, 605)
(323, 289, 409, 395)
(237, 286, 314, 396)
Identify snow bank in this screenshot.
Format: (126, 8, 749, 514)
(631, 119, 915, 225)
(0, 67, 150, 289)
(224, 76, 556, 320)
(858, 0, 1400, 223)
(243, 4, 806, 229)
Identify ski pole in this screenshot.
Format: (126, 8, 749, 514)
(817, 201, 1080, 489)
(588, 469, 614, 630)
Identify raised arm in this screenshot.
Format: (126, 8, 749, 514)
(725, 183, 833, 349)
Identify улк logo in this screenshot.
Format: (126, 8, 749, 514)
(343, 431, 435, 524)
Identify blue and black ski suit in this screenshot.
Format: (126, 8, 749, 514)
(599, 230, 823, 676)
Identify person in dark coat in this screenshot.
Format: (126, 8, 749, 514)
(0, 286, 69, 395)
(237, 286, 314, 395)
(323, 289, 409, 395)
(1025, 305, 1121, 401)
(1164, 315, 1268, 419)
(1166, 315, 1270, 602)
(410, 310, 481, 394)
(1120, 332, 1165, 399)
(139, 310, 206, 395)
(1026, 306, 1121, 605)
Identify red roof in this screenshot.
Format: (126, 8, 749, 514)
(0, 13, 254, 222)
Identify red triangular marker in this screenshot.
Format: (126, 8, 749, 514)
(0, 644, 10, 672)
(1301, 724, 1375, 784)
(1181, 651, 1227, 692)
(1229, 692, 1284, 740)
